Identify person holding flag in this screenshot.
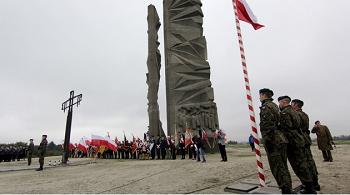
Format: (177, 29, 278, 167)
(217, 129, 227, 162)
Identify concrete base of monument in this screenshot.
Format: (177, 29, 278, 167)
(224, 179, 303, 194)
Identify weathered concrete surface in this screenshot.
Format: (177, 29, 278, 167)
(146, 5, 165, 137)
(163, 0, 219, 144)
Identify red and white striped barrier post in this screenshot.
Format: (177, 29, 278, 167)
(232, 0, 265, 187)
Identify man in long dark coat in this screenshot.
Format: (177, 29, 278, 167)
(311, 120, 334, 162)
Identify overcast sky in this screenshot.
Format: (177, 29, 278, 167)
(1, 0, 350, 145)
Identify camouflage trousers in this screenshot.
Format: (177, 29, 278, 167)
(38, 152, 45, 168)
(304, 144, 318, 176)
(27, 153, 32, 165)
(282, 129, 312, 184)
(264, 142, 292, 190)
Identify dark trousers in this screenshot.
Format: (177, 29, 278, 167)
(28, 153, 32, 165)
(151, 149, 155, 159)
(161, 148, 166, 159)
(181, 147, 185, 159)
(250, 143, 255, 151)
(192, 146, 197, 159)
(156, 148, 160, 159)
(322, 150, 333, 161)
(188, 146, 192, 159)
(38, 153, 45, 168)
(219, 144, 227, 161)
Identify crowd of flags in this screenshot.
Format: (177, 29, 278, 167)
(60, 128, 228, 154)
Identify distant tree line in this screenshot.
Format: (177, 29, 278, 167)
(1, 141, 63, 157)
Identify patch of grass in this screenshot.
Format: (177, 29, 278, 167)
(334, 140, 350, 145)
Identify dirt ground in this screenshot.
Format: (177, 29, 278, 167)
(0, 144, 348, 194)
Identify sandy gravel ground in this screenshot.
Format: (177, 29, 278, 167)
(0, 144, 348, 194)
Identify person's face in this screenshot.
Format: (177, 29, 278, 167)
(42, 136, 46, 140)
(291, 102, 296, 109)
(316, 122, 321, 126)
(197, 134, 200, 138)
(278, 100, 287, 108)
(259, 93, 267, 102)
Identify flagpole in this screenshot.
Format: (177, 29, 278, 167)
(232, 0, 265, 187)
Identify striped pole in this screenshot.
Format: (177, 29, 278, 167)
(231, 0, 265, 187)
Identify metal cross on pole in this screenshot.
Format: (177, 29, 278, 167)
(61, 90, 82, 164)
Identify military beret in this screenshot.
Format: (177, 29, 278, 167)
(259, 88, 274, 96)
(278, 95, 291, 102)
(292, 99, 304, 106)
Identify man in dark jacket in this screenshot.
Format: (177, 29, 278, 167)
(36, 135, 48, 171)
(155, 135, 161, 159)
(195, 134, 206, 163)
(160, 135, 167, 159)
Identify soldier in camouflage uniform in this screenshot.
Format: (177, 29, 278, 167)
(27, 139, 34, 166)
(278, 96, 316, 194)
(258, 88, 292, 194)
(291, 99, 320, 191)
(36, 135, 48, 171)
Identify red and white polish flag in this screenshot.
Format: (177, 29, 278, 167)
(77, 138, 88, 153)
(105, 136, 117, 151)
(60, 140, 75, 150)
(91, 134, 108, 147)
(234, 0, 264, 30)
(83, 136, 91, 146)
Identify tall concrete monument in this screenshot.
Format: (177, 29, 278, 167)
(163, 0, 219, 139)
(146, 5, 165, 137)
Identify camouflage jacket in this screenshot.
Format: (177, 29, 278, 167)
(280, 105, 301, 132)
(296, 109, 312, 145)
(38, 139, 48, 154)
(28, 143, 34, 154)
(259, 99, 287, 145)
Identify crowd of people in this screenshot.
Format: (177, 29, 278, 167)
(0, 145, 27, 163)
(69, 133, 214, 163)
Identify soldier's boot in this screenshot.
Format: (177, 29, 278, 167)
(300, 182, 317, 194)
(313, 175, 321, 191)
(281, 188, 293, 194)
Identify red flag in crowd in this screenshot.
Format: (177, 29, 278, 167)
(132, 135, 138, 153)
(202, 129, 208, 142)
(105, 136, 117, 151)
(115, 136, 119, 147)
(234, 0, 264, 30)
(83, 136, 91, 145)
(185, 126, 192, 148)
(91, 134, 108, 147)
(122, 133, 129, 151)
(77, 138, 88, 153)
(214, 129, 219, 138)
(60, 140, 75, 150)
